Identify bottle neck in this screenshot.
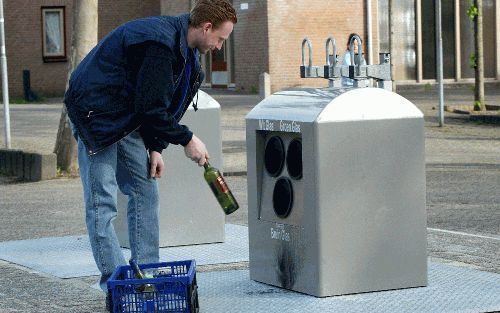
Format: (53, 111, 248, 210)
(130, 259, 145, 279)
(203, 161, 210, 170)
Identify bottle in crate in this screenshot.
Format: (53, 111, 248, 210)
(107, 260, 199, 313)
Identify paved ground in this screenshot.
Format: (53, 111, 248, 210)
(0, 86, 499, 312)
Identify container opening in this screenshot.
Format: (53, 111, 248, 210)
(273, 177, 293, 218)
(264, 136, 285, 177)
(286, 138, 302, 180)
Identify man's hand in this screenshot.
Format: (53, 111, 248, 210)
(184, 134, 210, 166)
(149, 150, 165, 178)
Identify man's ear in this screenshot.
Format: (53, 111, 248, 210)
(202, 22, 213, 34)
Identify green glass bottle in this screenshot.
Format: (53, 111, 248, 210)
(129, 259, 155, 293)
(204, 162, 239, 215)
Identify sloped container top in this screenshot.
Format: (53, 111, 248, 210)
(246, 87, 423, 123)
(187, 89, 220, 110)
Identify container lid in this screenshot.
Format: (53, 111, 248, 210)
(317, 87, 423, 122)
(187, 90, 220, 110)
(246, 87, 423, 123)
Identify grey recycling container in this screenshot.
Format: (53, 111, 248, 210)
(115, 90, 225, 248)
(246, 87, 427, 297)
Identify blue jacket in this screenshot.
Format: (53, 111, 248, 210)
(64, 14, 204, 155)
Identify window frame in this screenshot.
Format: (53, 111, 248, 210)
(41, 6, 67, 62)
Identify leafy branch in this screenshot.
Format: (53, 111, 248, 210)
(469, 53, 477, 69)
(466, 1, 478, 20)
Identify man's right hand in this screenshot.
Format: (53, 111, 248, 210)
(184, 134, 210, 166)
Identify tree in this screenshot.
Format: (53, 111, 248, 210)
(53, 0, 98, 174)
(468, 0, 485, 111)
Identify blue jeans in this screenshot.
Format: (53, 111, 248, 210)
(77, 130, 159, 291)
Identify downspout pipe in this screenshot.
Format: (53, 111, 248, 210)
(366, 0, 373, 65)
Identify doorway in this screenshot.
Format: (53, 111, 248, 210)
(211, 41, 229, 87)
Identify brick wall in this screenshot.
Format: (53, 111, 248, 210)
(99, 0, 160, 38)
(232, 0, 269, 93)
(4, 1, 498, 97)
(267, 0, 366, 92)
(1, 0, 403, 98)
(3, 0, 160, 98)
(4, 0, 74, 98)
(160, 0, 190, 15)
(159, 0, 370, 93)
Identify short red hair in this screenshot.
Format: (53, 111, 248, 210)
(190, 0, 237, 29)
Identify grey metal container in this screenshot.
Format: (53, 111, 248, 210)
(114, 90, 225, 248)
(246, 87, 427, 297)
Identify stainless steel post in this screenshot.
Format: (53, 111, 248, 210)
(0, 0, 11, 148)
(436, 0, 444, 126)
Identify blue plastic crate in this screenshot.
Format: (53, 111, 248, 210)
(107, 260, 199, 313)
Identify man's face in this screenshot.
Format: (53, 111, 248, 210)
(197, 21, 234, 54)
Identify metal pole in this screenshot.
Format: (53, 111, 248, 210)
(436, 0, 444, 126)
(389, 0, 396, 90)
(0, 0, 10, 147)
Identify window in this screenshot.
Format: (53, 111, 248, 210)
(41, 6, 66, 62)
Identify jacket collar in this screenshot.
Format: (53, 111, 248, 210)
(177, 14, 202, 71)
(177, 13, 191, 61)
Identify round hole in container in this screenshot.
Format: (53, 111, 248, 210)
(286, 138, 302, 180)
(264, 136, 285, 177)
(273, 177, 293, 218)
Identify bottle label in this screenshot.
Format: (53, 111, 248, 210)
(215, 176, 229, 193)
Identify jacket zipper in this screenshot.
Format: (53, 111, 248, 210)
(177, 65, 201, 119)
(193, 68, 202, 108)
(173, 59, 186, 89)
